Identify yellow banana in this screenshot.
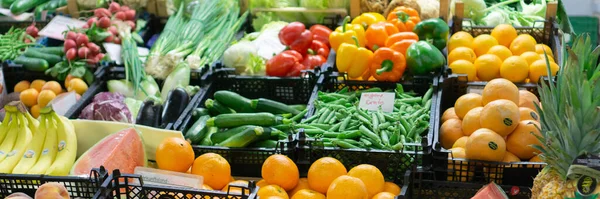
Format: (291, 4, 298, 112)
(44, 114, 77, 176)
(0, 113, 33, 173)
(13, 115, 47, 174)
(23, 111, 39, 136)
(0, 112, 14, 144)
(27, 115, 58, 175)
(0, 114, 20, 163)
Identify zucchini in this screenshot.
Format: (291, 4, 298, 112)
(31, 47, 64, 56)
(11, 0, 50, 15)
(205, 99, 235, 115)
(211, 125, 258, 144)
(184, 115, 210, 144)
(216, 126, 272, 147)
(191, 108, 210, 121)
(249, 140, 278, 148)
(200, 127, 218, 146)
(13, 56, 48, 72)
(1, 0, 15, 8)
(34, 1, 50, 16)
(206, 112, 290, 128)
(161, 88, 189, 126)
(24, 48, 61, 66)
(290, 104, 307, 111)
(213, 91, 254, 113)
(250, 98, 300, 115)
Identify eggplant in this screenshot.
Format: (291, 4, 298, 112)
(136, 100, 162, 127)
(161, 88, 189, 127)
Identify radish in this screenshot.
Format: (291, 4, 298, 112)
(24, 39, 31, 43)
(115, 11, 126, 21)
(108, 26, 118, 35)
(87, 57, 98, 64)
(97, 17, 111, 29)
(76, 34, 89, 46)
(87, 17, 97, 27)
(96, 53, 105, 61)
(66, 31, 77, 40)
(25, 24, 38, 37)
(125, 10, 136, 21)
(104, 35, 114, 42)
(66, 48, 77, 60)
(87, 43, 100, 54)
(78, 47, 90, 59)
(120, 5, 130, 12)
(108, 2, 121, 13)
(82, 24, 89, 29)
(94, 8, 111, 18)
(113, 37, 121, 44)
(64, 39, 77, 51)
(125, 21, 135, 30)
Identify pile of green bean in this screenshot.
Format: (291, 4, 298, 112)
(0, 27, 37, 61)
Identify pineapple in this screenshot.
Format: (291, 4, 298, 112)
(530, 34, 600, 198)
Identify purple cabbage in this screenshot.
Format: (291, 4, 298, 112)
(79, 92, 132, 123)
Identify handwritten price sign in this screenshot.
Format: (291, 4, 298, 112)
(358, 92, 395, 112)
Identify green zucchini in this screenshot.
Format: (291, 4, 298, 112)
(211, 125, 258, 144)
(31, 47, 64, 56)
(206, 112, 290, 128)
(184, 115, 210, 145)
(290, 104, 307, 111)
(213, 91, 254, 113)
(11, 0, 50, 15)
(24, 48, 61, 66)
(1, 0, 15, 8)
(205, 99, 235, 115)
(34, 1, 50, 16)
(249, 140, 278, 148)
(250, 98, 300, 115)
(200, 127, 218, 146)
(216, 126, 272, 147)
(14, 56, 49, 72)
(192, 108, 210, 121)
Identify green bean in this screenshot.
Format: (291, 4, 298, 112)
(339, 117, 351, 131)
(360, 138, 372, 146)
(296, 124, 319, 130)
(291, 109, 308, 122)
(332, 140, 361, 149)
(422, 87, 433, 105)
(323, 132, 340, 138)
(359, 125, 381, 143)
(356, 108, 370, 119)
(391, 141, 404, 150)
(376, 111, 386, 124)
(318, 108, 332, 124)
(311, 124, 332, 130)
(372, 113, 379, 133)
(378, 122, 392, 130)
(399, 117, 412, 135)
(327, 93, 350, 99)
(339, 139, 362, 146)
(325, 110, 338, 124)
(304, 128, 326, 136)
(303, 109, 324, 123)
(355, 114, 373, 127)
(347, 124, 360, 131)
(329, 122, 342, 132)
(380, 130, 390, 147)
(337, 87, 349, 94)
(389, 129, 399, 145)
(337, 130, 362, 139)
(383, 114, 395, 122)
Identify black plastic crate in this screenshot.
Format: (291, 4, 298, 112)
(398, 170, 533, 199)
(296, 72, 438, 184)
(0, 167, 108, 198)
(0, 19, 49, 34)
(431, 74, 546, 186)
(94, 169, 257, 199)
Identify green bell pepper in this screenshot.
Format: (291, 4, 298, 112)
(406, 41, 445, 75)
(412, 18, 450, 51)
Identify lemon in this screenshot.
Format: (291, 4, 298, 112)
(472, 34, 499, 56)
(509, 34, 537, 55)
(500, 56, 529, 82)
(535, 44, 553, 57)
(448, 47, 477, 64)
(448, 31, 474, 52)
(475, 54, 503, 81)
(529, 59, 559, 83)
(450, 60, 477, 81)
(491, 24, 518, 47)
(539, 53, 555, 63)
(520, 51, 542, 66)
(486, 45, 513, 61)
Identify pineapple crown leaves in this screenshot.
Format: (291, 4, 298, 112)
(533, 34, 600, 180)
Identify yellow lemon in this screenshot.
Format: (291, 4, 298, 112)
(448, 47, 477, 64)
(509, 34, 537, 55)
(448, 31, 474, 52)
(539, 53, 555, 63)
(472, 34, 499, 56)
(520, 51, 542, 66)
(491, 24, 518, 47)
(450, 60, 477, 81)
(474, 54, 502, 81)
(486, 45, 513, 61)
(529, 59, 559, 83)
(500, 56, 529, 82)
(535, 44, 553, 57)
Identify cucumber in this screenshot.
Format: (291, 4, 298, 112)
(249, 140, 278, 148)
(213, 91, 254, 113)
(216, 126, 272, 147)
(11, 0, 50, 15)
(185, 115, 210, 144)
(24, 48, 61, 66)
(211, 125, 258, 144)
(32, 47, 64, 56)
(290, 104, 307, 111)
(14, 56, 49, 72)
(191, 108, 210, 121)
(250, 98, 301, 115)
(206, 113, 290, 128)
(205, 99, 235, 115)
(200, 127, 218, 146)
(34, 1, 49, 16)
(1, 0, 15, 8)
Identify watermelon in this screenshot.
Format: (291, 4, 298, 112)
(70, 128, 147, 175)
(472, 182, 509, 199)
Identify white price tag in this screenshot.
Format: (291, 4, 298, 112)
(38, 16, 86, 40)
(134, 167, 203, 189)
(103, 43, 149, 65)
(358, 92, 395, 113)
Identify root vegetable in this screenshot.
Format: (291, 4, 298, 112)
(82, 24, 89, 29)
(66, 32, 77, 40)
(125, 10, 136, 21)
(115, 12, 127, 21)
(64, 39, 77, 51)
(105, 35, 114, 42)
(108, 26, 118, 35)
(66, 48, 77, 60)
(113, 37, 121, 44)
(125, 21, 136, 30)
(109, 2, 121, 13)
(98, 17, 111, 29)
(76, 34, 89, 46)
(87, 43, 100, 54)
(26, 24, 38, 37)
(87, 17, 98, 27)
(120, 5, 130, 12)
(94, 8, 111, 18)
(96, 53, 105, 61)
(78, 47, 90, 59)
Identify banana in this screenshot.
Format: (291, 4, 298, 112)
(0, 114, 20, 163)
(23, 111, 39, 136)
(44, 114, 77, 176)
(0, 114, 33, 173)
(27, 115, 58, 175)
(0, 112, 14, 144)
(13, 115, 47, 174)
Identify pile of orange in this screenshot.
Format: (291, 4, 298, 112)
(13, 75, 87, 118)
(447, 24, 559, 83)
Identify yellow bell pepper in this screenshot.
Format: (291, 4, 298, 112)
(336, 37, 373, 78)
(329, 16, 366, 52)
(351, 12, 386, 29)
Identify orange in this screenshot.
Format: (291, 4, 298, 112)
(500, 56, 529, 82)
(535, 44, 553, 57)
(262, 154, 299, 191)
(14, 81, 31, 93)
(326, 175, 368, 199)
(474, 54, 502, 81)
(486, 45, 513, 61)
(30, 80, 46, 92)
(257, 179, 270, 188)
(529, 59, 559, 83)
(452, 136, 469, 148)
(67, 78, 88, 95)
(461, 107, 483, 136)
(371, 192, 396, 199)
(518, 90, 540, 111)
(503, 151, 521, 162)
(482, 78, 520, 106)
(383, 182, 401, 195)
(440, 119, 464, 150)
(347, 164, 384, 198)
(223, 180, 250, 195)
(307, 157, 347, 194)
(288, 178, 309, 197)
(30, 105, 40, 119)
(448, 47, 476, 64)
(465, 128, 506, 162)
(491, 24, 518, 47)
(480, 99, 520, 136)
(506, 120, 542, 160)
(258, 185, 289, 199)
(448, 31, 474, 52)
(454, 93, 482, 119)
(290, 189, 325, 199)
(37, 90, 56, 108)
(19, 88, 39, 107)
(520, 51, 542, 66)
(41, 81, 62, 95)
(441, 108, 459, 123)
(201, 184, 213, 190)
(64, 75, 75, 88)
(530, 155, 543, 162)
(472, 34, 498, 56)
(449, 60, 477, 81)
(156, 137, 194, 172)
(191, 153, 231, 190)
(539, 54, 555, 63)
(447, 147, 472, 181)
(509, 34, 536, 55)
(519, 107, 540, 122)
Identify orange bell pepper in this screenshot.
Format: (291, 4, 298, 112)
(387, 6, 421, 32)
(384, 32, 419, 47)
(370, 47, 406, 82)
(389, 40, 418, 56)
(365, 22, 399, 51)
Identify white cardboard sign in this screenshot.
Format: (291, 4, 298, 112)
(38, 16, 86, 40)
(134, 167, 203, 189)
(358, 92, 395, 112)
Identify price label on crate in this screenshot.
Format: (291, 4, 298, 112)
(358, 92, 395, 112)
(38, 16, 86, 40)
(134, 167, 204, 189)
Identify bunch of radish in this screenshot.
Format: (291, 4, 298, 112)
(83, 2, 136, 44)
(64, 31, 105, 64)
(24, 23, 39, 43)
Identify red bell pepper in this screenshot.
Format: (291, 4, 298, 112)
(302, 54, 326, 69)
(310, 25, 332, 46)
(279, 22, 313, 55)
(310, 40, 330, 59)
(266, 50, 305, 77)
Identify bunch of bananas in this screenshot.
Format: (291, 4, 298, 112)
(0, 101, 77, 175)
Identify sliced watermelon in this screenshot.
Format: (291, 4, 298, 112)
(472, 182, 509, 199)
(71, 128, 147, 175)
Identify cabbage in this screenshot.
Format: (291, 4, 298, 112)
(124, 98, 143, 123)
(223, 40, 259, 74)
(481, 9, 510, 26)
(79, 92, 133, 123)
(300, 0, 328, 24)
(249, 0, 305, 24)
